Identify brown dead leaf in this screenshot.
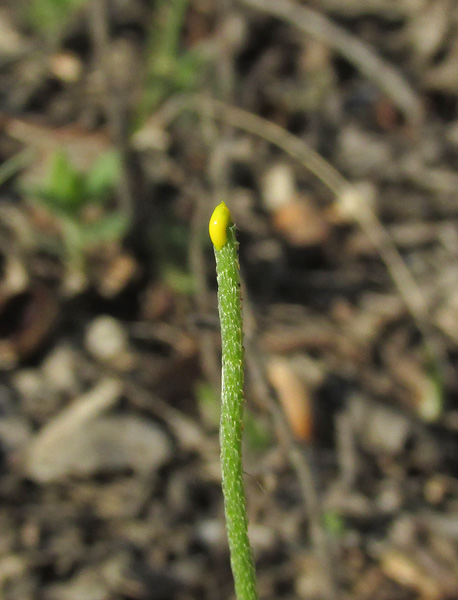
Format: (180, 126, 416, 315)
(272, 198, 330, 247)
(267, 356, 313, 441)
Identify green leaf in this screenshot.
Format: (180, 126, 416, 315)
(84, 150, 121, 201)
(26, 0, 89, 38)
(41, 150, 85, 214)
(138, 0, 192, 118)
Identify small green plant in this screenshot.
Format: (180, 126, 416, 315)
(26, 0, 89, 39)
(29, 149, 128, 287)
(138, 0, 208, 122)
(209, 201, 259, 600)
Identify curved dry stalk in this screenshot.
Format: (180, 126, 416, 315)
(239, 0, 423, 127)
(205, 99, 347, 195)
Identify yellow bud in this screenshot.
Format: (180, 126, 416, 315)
(209, 201, 232, 250)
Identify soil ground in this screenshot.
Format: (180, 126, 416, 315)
(0, 1, 458, 599)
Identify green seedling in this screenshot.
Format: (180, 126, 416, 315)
(138, 0, 208, 122)
(26, 0, 89, 39)
(29, 149, 128, 288)
(210, 201, 259, 600)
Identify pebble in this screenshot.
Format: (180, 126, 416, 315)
(85, 315, 129, 363)
(261, 162, 296, 211)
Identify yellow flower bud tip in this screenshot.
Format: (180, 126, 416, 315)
(209, 201, 232, 250)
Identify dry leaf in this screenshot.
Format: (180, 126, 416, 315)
(267, 357, 313, 441)
(272, 198, 330, 247)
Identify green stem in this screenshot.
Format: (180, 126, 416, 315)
(214, 223, 259, 600)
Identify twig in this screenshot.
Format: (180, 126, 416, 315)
(239, 0, 423, 127)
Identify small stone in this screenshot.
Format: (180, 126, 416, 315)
(85, 316, 129, 363)
(261, 162, 296, 211)
(25, 412, 171, 482)
(49, 51, 82, 83)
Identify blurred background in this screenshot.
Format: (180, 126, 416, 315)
(0, 0, 458, 598)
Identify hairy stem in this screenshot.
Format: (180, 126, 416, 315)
(214, 222, 258, 600)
